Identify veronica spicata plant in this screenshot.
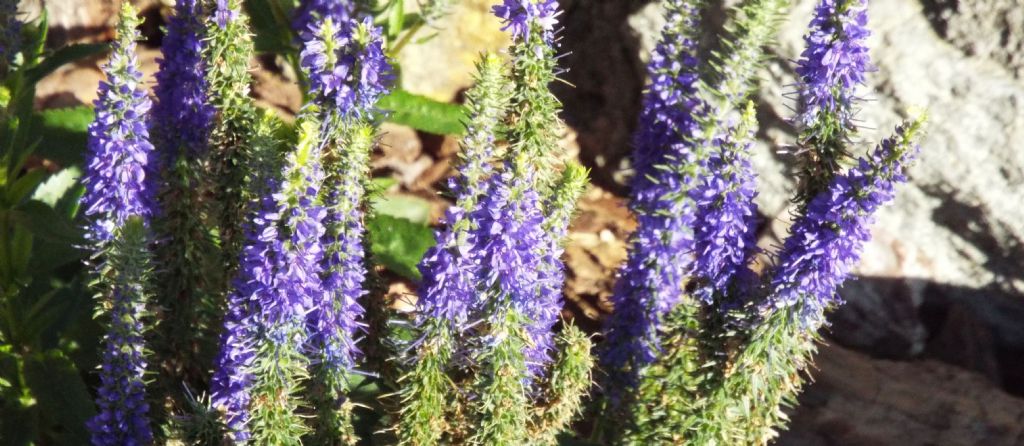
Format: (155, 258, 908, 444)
(599, 0, 925, 444)
(81, 4, 156, 444)
(62, 0, 928, 444)
(148, 0, 219, 407)
(299, 14, 392, 443)
(394, 2, 593, 445)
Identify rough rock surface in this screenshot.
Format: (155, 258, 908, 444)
(778, 343, 1024, 446)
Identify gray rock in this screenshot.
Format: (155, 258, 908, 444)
(921, 0, 1024, 80)
(777, 343, 1024, 446)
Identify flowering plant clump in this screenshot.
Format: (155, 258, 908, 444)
(0, 0, 926, 443)
(599, 0, 925, 444)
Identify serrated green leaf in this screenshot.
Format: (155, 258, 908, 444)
(377, 89, 467, 136)
(367, 214, 435, 280)
(23, 350, 95, 445)
(31, 106, 93, 168)
(24, 43, 108, 84)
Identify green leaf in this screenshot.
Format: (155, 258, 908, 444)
(386, 0, 406, 40)
(23, 350, 95, 445)
(4, 169, 46, 206)
(366, 214, 435, 280)
(30, 167, 81, 210)
(377, 89, 467, 136)
(371, 193, 432, 225)
(9, 224, 33, 281)
(245, 0, 297, 55)
(10, 200, 84, 244)
(20, 12, 49, 67)
(31, 106, 93, 168)
(369, 176, 399, 193)
(24, 43, 108, 84)
(0, 347, 37, 446)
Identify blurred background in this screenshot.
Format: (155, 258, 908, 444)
(12, 0, 1024, 444)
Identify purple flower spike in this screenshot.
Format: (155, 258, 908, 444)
(209, 188, 279, 443)
(600, 2, 704, 387)
(82, 8, 155, 244)
(83, 5, 156, 445)
(795, 0, 872, 128)
(472, 164, 549, 375)
(767, 121, 921, 328)
(151, 0, 214, 163)
(314, 183, 366, 372)
(492, 0, 560, 40)
(690, 115, 760, 304)
(212, 131, 328, 441)
(418, 206, 481, 327)
(300, 17, 393, 117)
(87, 288, 153, 446)
(274, 178, 327, 347)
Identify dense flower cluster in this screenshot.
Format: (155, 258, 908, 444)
(209, 186, 279, 442)
(492, 0, 559, 40)
(82, 26, 155, 242)
(690, 115, 760, 304)
(472, 164, 546, 332)
(300, 17, 392, 117)
(795, 0, 871, 127)
(64, 0, 929, 443)
(768, 124, 919, 327)
(416, 55, 506, 328)
(417, 206, 481, 325)
(293, 0, 352, 41)
(88, 301, 150, 446)
(600, 0, 704, 382)
(150, 0, 213, 161)
(86, 229, 155, 446)
(530, 165, 587, 372)
(211, 128, 328, 441)
(268, 160, 327, 348)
